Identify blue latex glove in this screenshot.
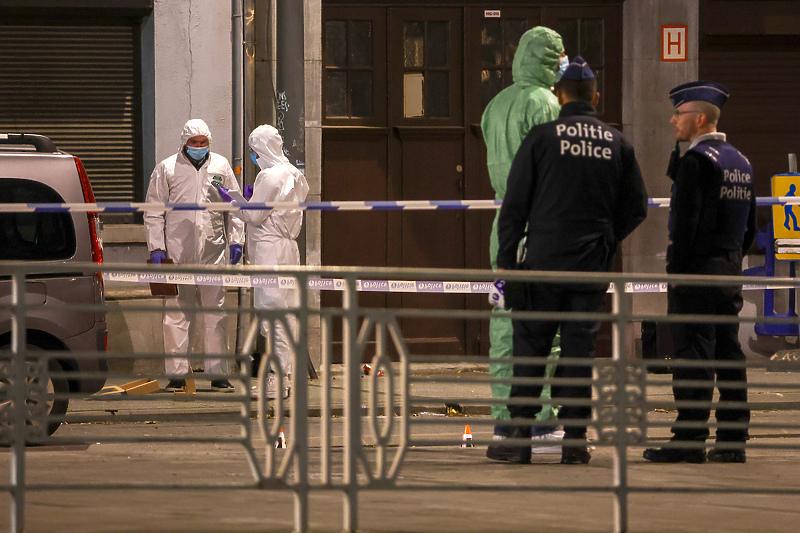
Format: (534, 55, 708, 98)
(217, 186, 233, 203)
(243, 184, 254, 200)
(150, 251, 166, 264)
(230, 244, 243, 265)
(488, 279, 505, 309)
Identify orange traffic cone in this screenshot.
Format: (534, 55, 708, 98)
(275, 427, 286, 449)
(461, 425, 474, 448)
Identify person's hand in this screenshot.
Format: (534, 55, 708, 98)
(243, 184, 254, 200)
(217, 186, 233, 203)
(488, 279, 505, 309)
(230, 244, 243, 265)
(150, 251, 167, 264)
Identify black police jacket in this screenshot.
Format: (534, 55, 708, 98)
(666, 134, 756, 274)
(497, 101, 648, 273)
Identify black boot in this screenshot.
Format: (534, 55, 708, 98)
(643, 446, 706, 463)
(707, 445, 746, 463)
(560, 446, 591, 465)
(486, 427, 531, 464)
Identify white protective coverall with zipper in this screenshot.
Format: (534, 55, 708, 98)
(144, 119, 245, 376)
(238, 124, 309, 377)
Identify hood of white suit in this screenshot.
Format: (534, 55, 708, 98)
(248, 124, 290, 169)
(180, 119, 213, 150)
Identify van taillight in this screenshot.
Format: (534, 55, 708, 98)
(74, 156, 104, 265)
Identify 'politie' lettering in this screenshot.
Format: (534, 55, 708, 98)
(720, 168, 753, 201)
(556, 122, 613, 160)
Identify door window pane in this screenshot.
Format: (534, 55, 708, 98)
(556, 19, 578, 58)
(403, 19, 452, 119)
(580, 19, 604, 64)
(594, 69, 604, 114)
(481, 19, 502, 67)
(326, 71, 347, 117)
(556, 18, 603, 66)
(350, 70, 373, 117)
(404, 22, 425, 68)
(325, 21, 347, 67)
(427, 21, 449, 67)
(404, 72, 425, 117)
(481, 17, 529, 107)
(504, 19, 529, 65)
(427, 71, 449, 117)
(348, 21, 372, 67)
(324, 17, 376, 120)
(481, 69, 502, 109)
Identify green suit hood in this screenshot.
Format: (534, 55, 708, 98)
(512, 26, 562, 89)
(481, 26, 563, 203)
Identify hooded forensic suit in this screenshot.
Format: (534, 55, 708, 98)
(144, 119, 245, 376)
(481, 27, 563, 426)
(238, 125, 309, 377)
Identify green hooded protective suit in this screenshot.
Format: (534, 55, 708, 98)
(481, 26, 562, 426)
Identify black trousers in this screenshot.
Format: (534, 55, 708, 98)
(508, 283, 606, 441)
(667, 270, 750, 443)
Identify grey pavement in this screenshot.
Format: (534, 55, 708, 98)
(2, 365, 800, 532)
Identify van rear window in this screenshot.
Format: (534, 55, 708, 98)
(0, 178, 76, 260)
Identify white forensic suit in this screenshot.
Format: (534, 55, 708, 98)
(239, 125, 309, 377)
(144, 119, 245, 376)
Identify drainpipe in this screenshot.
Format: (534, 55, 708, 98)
(232, 0, 244, 187)
(232, 0, 247, 355)
(244, 0, 256, 162)
(276, 0, 305, 172)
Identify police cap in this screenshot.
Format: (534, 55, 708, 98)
(668, 81, 729, 109)
(560, 55, 595, 81)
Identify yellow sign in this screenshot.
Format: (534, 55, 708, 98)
(772, 173, 800, 260)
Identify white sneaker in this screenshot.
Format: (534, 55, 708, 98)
(531, 428, 565, 454)
(266, 373, 290, 400)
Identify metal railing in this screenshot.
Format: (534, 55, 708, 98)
(2, 261, 800, 532)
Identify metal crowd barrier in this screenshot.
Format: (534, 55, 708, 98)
(2, 261, 800, 532)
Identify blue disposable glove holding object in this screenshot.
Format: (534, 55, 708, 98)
(230, 244, 243, 265)
(217, 186, 233, 203)
(150, 251, 166, 264)
(488, 279, 505, 309)
(243, 184, 254, 200)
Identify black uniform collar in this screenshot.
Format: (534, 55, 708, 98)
(558, 100, 597, 119)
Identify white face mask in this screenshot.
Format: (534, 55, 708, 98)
(555, 55, 569, 81)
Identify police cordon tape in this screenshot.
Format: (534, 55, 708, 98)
(104, 272, 786, 295)
(0, 196, 797, 213)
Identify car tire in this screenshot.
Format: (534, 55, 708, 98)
(0, 347, 70, 442)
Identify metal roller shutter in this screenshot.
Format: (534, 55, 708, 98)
(0, 23, 139, 202)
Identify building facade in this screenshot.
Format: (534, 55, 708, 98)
(1, 0, 798, 361)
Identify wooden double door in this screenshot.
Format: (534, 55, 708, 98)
(321, 2, 623, 359)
